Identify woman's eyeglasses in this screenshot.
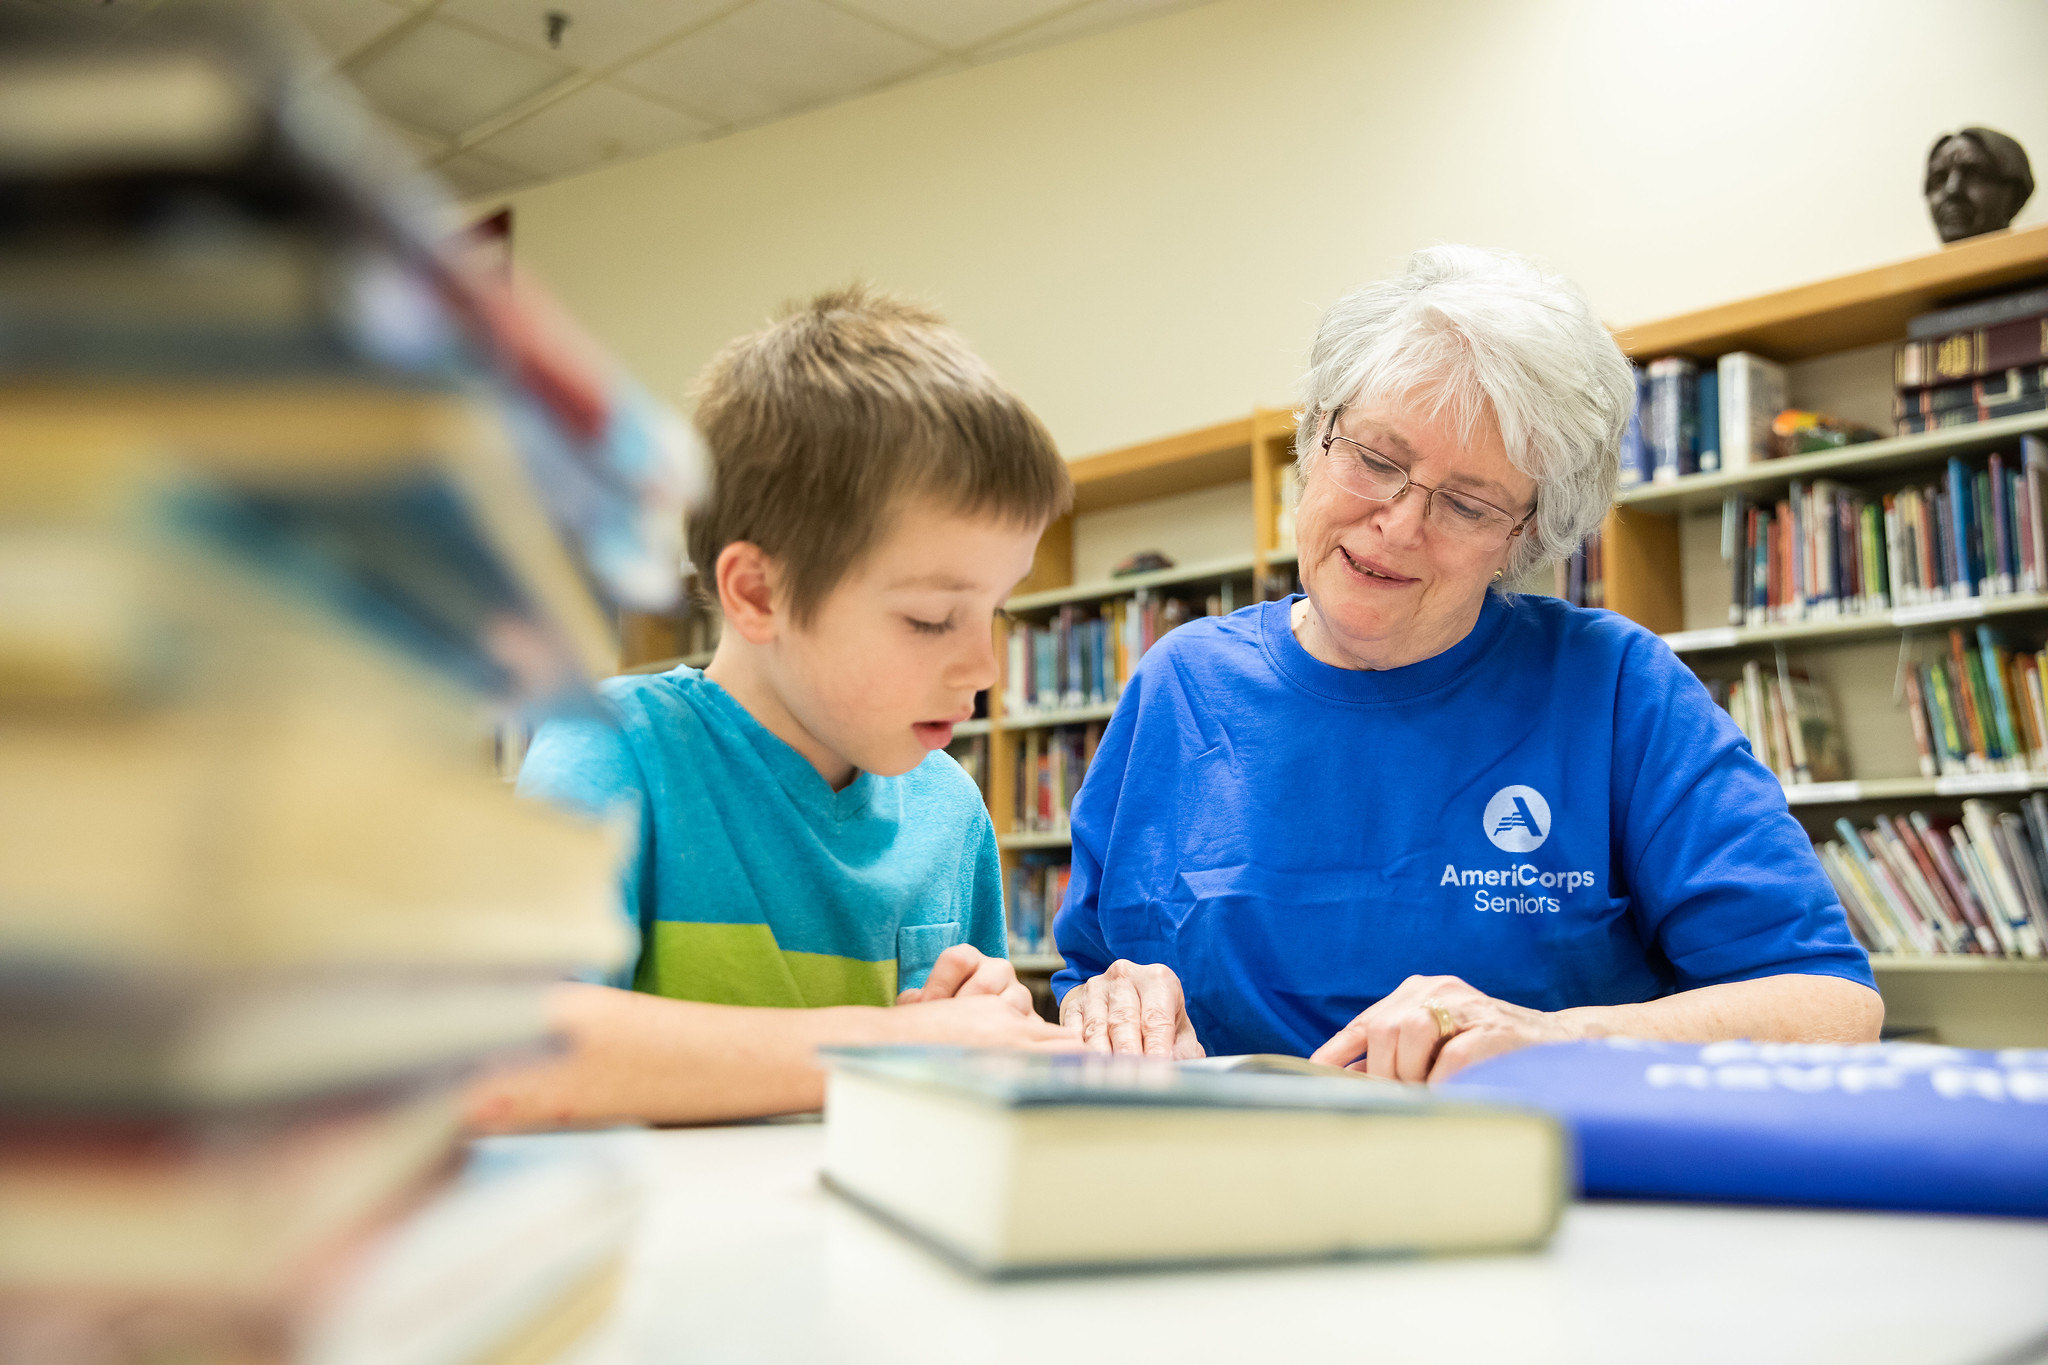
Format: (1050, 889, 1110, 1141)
(1319, 411, 1535, 549)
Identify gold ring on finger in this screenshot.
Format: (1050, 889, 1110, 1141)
(1422, 998, 1458, 1040)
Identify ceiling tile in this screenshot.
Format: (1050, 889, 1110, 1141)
(382, 119, 454, 166)
(346, 16, 574, 139)
(269, 0, 414, 65)
(976, 0, 1217, 61)
(616, 0, 939, 129)
(436, 147, 533, 201)
(475, 81, 714, 179)
(435, 0, 735, 71)
(832, 0, 1075, 53)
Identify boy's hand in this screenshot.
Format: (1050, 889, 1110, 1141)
(895, 943, 1035, 1017)
(884, 991, 1081, 1050)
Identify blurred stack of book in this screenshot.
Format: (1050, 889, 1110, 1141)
(1822, 801, 2048, 959)
(1006, 854, 1070, 956)
(1900, 628, 2048, 779)
(1715, 437, 2048, 625)
(0, 10, 695, 1362)
(1014, 722, 1104, 835)
(1003, 588, 1232, 717)
(1894, 284, 2048, 435)
(1706, 662, 1845, 787)
(1621, 352, 1787, 486)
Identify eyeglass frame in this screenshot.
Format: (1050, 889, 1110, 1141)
(1317, 406, 1537, 546)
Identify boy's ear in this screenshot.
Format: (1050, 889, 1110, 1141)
(714, 541, 780, 645)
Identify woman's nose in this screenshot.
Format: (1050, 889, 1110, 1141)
(1374, 484, 1430, 543)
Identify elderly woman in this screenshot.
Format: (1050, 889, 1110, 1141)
(1052, 246, 1882, 1079)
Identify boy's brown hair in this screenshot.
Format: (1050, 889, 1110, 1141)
(687, 285, 1072, 622)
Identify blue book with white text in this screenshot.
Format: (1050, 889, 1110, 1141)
(1444, 1038, 2048, 1217)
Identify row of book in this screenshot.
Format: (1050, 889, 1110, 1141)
(1016, 722, 1106, 834)
(1899, 628, 2048, 778)
(1003, 586, 1235, 716)
(1007, 855, 1071, 957)
(1620, 352, 1785, 485)
(1706, 664, 1846, 786)
(1, 10, 663, 1363)
(1894, 281, 2048, 434)
(1717, 439, 2048, 625)
(1821, 801, 2048, 958)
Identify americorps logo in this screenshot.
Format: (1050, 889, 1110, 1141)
(1484, 785, 1551, 852)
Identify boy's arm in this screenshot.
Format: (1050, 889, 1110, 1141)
(462, 981, 1075, 1131)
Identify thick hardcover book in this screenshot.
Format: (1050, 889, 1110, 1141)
(1445, 1038, 2048, 1216)
(820, 1047, 1565, 1273)
(1896, 314, 2048, 387)
(1645, 356, 1699, 482)
(1717, 352, 1787, 472)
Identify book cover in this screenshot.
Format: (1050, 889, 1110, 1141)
(1645, 356, 1699, 483)
(1717, 352, 1787, 472)
(821, 1047, 1567, 1273)
(1445, 1038, 2048, 1216)
(1695, 368, 1720, 474)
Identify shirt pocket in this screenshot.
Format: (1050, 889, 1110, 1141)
(896, 921, 964, 993)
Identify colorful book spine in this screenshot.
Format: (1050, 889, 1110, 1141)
(1645, 356, 1700, 483)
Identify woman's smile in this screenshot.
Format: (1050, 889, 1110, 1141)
(1337, 545, 1418, 587)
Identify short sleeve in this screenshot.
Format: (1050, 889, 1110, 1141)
(516, 711, 649, 988)
(1610, 633, 1875, 992)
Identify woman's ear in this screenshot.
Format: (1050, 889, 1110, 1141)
(715, 541, 780, 645)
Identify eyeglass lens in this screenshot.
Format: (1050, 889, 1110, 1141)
(1322, 436, 1520, 545)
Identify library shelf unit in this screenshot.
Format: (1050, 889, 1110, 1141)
(1606, 221, 2048, 1047)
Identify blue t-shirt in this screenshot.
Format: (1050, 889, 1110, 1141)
(1051, 593, 1874, 1058)
(517, 667, 1006, 1006)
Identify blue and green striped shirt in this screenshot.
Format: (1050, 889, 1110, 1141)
(517, 667, 1005, 1006)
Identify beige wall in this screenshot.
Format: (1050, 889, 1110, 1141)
(505, 0, 2048, 466)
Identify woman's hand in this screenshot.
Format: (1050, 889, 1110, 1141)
(1309, 974, 1581, 1082)
(1059, 959, 1205, 1058)
(895, 944, 1036, 1017)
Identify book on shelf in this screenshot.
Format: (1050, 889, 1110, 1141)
(1015, 722, 1103, 834)
(1717, 352, 1787, 473)
(1006, 854, 1070, 957)
(1709, 662, 1845, 786)
(821, 1047, 1566, 1273)
(1444, 1038, 2048, 1218)
(1617, 365, 1650, 488)
(1272, 458, 1301, 554)
(1895, 311, 2048, 389)
(1717, 437, 2048, 625)
(1818, 798, 2048, 959)
(1003, 585, 1235, 717)
(1894, 363, 2046, 423)
(1895, 393, 2048, 435)
(1645, 356, 1701, 482)
(1897, 627, 2048, 779)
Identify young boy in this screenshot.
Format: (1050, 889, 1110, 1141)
(464, 287, 1078, 1129)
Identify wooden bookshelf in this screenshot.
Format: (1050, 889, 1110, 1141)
(1608, 227, 2048, 1044)
(1615, 221, 2048, 362)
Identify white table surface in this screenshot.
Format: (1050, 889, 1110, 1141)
(546, 1120, 2048, 1365)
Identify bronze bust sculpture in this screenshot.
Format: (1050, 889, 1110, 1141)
(1925, 127, 2034, 243)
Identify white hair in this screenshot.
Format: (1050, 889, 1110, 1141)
(1294, 245, 1635, 576)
